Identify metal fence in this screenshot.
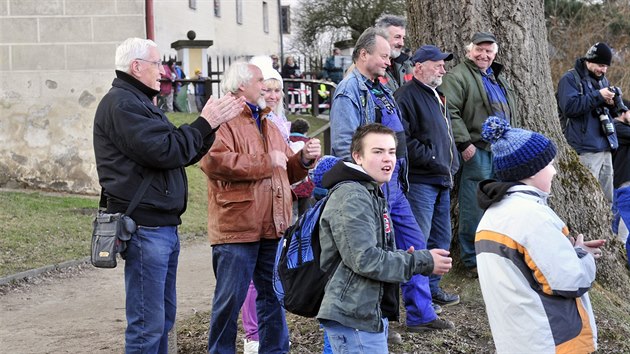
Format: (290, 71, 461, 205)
(160, 55, 334, 152)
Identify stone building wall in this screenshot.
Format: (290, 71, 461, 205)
(0, 0, 145, 194)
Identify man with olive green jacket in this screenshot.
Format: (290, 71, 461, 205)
(439, 31, 518, 275)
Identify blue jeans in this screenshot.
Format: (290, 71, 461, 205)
(458, 149, 493, 269)
(208, 240, 289, 354)
(321, 318, 389, 354)
(407, 183, 452, 295)
(322, 325, 333, 354)
(383, 165, 436, 326)
(124, 225, 180, 354)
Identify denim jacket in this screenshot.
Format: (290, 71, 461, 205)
(330, 68, 410, 191)
(330, 68, 379, 160)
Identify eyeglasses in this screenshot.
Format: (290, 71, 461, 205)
(135, 58, 162, 68)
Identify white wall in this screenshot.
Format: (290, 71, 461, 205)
(153, 0, 281, 59)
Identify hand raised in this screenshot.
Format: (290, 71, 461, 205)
(201, 93, 246, 128)
(301, 138, 322, 161)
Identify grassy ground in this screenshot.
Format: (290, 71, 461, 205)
(0, 112, 329, 278)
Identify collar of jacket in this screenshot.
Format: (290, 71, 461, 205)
(241, 101, 272, 117)
(463, 57, 506, 77)
(115, 70, 160, 99)
(411, 76, 445, 96)
(351, 67, 395, 97)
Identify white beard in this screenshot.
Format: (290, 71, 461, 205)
(391, 49, 401, 59)
(257, 97, 267, 110)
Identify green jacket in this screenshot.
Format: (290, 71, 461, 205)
(440, 58, 518, 152)
(317, 165, 434, 333)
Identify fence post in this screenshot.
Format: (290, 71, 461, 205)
(311, 82, 319, 117)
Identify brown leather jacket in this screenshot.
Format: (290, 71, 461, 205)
(200, 105, 310, 245)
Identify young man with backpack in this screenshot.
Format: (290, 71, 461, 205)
(316, 123, 453, 353)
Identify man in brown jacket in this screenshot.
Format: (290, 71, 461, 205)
(201, 61, 321, 353)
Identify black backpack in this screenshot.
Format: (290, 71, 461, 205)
(272, 182, 349, 317)
(557, 69, 583, 134)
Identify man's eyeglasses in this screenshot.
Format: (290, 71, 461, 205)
(136, 58, 162, 68)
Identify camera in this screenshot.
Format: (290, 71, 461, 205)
(608, 86, 629, 114)
(596, 107, 615, 136)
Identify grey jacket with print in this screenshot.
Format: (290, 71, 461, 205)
(316, 161, 434, 332)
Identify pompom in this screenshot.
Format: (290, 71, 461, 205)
(310, 155, 340, 188)
(481, 116, 510, 144)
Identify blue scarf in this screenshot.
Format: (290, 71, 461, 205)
(481, 67, 511, 123)
(246, 102, 262, 131)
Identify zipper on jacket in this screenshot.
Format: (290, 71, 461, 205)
(443, 100, 455, 186)
(339, 272, 356, 300)
(163, 174, 170, 195)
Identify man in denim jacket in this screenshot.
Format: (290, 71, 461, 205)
(330, 27, 454, 334)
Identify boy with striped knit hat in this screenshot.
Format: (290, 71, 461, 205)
(475, 116, 604, 353)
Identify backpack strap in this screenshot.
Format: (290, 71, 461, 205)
(569, 68, 583, 96)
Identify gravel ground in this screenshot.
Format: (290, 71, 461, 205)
(176, 272, 630, 353)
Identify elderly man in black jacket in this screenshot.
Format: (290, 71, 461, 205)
(395, 45, 461, 309)
(93, 37, 243, 353)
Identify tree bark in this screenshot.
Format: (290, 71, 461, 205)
(406, 0, 629, 293)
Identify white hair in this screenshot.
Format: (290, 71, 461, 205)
(465, 42, 499, 55)
(115, 38, 158, 73)
(221, 61, 253, 94)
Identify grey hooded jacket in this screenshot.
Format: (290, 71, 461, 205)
(316, 161, 434, 332)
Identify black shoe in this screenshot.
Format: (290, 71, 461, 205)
(432, 289, 460, 307)
(406, 317, 455, 332)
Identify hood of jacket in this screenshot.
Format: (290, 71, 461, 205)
(477, 179, 522, 210)
(321, 160, 376, 189)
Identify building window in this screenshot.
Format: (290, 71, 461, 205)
(214, 0, 220, 17)
(263, 2, 269, 33)
(236, 0, 243, 24)
(281, 6, 290, 34)
(189, 0, 196, 10)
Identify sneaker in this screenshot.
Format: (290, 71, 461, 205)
(387, 329, 403, 345)
(243, 338, 259, 354)
(432, 289, 460, 307)
(432, 302, 443, 314)
(406, 317, 455, 332)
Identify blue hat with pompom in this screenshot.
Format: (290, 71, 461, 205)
(310, 155, 341, 200)
(481, 116, 557, 182)
(311, 155, 340, 188)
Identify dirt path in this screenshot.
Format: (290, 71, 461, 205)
(0, 242, 215, 354)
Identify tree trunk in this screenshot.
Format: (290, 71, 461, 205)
(406, 0, 630, 293)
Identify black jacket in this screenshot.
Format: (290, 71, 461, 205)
(557, 58, 618, 153)
(613, 120, 630, 188)
(93, 71, 216, 226)
(395, 77, 460, 187)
